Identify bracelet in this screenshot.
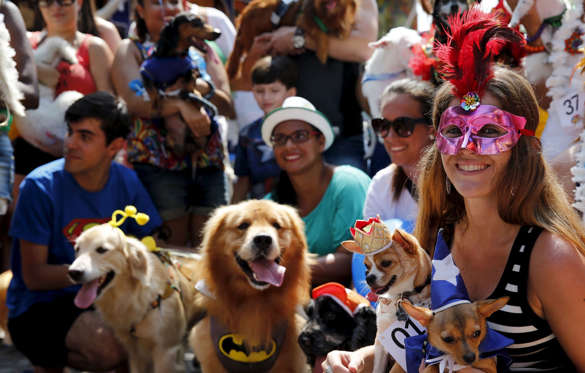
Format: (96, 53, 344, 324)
(203, 79, 215, 100)
(525, 43, 546, 54)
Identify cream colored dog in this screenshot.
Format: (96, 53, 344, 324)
(69, 223, 202, 373)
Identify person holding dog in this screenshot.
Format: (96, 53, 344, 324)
(232, 55, 297, 202)
(324, 9, 585, 372)
(263, 96, 370, 287)
(13, 0, 115, 199)
(6, 92, 162, 373)
(267, 0, 378, 171)
(112, 0, 234, 247)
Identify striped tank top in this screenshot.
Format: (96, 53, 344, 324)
(487, 225, 575, 372)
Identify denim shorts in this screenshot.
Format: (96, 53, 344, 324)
(0, 134, 14, 201)
(133, 163, 227, 220)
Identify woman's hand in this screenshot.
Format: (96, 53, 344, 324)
(175, 99, 211, 137)
(322, 346, 374, 373)
(36, 62, 59, 88)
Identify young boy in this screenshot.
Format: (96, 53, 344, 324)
(232, 55, 298, 202)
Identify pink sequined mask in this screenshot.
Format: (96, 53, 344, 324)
(436, 104, 533, 155)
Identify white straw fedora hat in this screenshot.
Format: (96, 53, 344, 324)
(261, 96, 334, 150)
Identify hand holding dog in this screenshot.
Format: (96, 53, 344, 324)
(269, 26, 305, 56)
(36, 62, 59, 88)
(175, 99, 211, 137)
(322, 347, 373, 373)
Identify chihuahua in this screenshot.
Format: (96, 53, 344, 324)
(343, 219, 432, 373)
(400, 297, 510, 373)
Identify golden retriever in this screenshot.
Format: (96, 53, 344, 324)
(189, 199, 311, 373)
(69, 224, 203, 373)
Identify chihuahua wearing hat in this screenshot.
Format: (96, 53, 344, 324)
(342, 217, 432, 373)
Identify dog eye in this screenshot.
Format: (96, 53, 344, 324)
(472, 330, 481, 338)
(272, 222, 281, 230)
(442, 336, 455, 344)
(381, 260, 392, 267)
(237, 222, 250, 230)
(95, 247, 108, 254)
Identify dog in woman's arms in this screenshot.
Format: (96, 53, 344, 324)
(138, 12, 221, 158)
(225, 0, 357, 80)
(15, 36, 83, 156)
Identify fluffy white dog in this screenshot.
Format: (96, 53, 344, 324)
(362, 27, 421, 119)
(16, 36, 83, 156)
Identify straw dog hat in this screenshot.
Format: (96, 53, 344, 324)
(261, 96, 334, 150)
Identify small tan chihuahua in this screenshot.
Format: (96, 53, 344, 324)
(400, 297, 510, 373)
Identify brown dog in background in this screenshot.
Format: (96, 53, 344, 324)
(225, 0, 357, 79)
(189, 199, 311, 373)
(400, 297, 510, 373)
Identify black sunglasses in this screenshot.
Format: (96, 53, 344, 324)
(38, 0, 75, 7)
(371, 117, 430, 138)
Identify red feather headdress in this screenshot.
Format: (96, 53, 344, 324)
(434, 7, 526, 110)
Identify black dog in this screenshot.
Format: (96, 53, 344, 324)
(155, 11, 221, 57)
(298, 284, 377, 367)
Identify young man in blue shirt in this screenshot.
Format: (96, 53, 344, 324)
(7, 92, 162, 373)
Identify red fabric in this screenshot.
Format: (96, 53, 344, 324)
(29, 32, 97, 97)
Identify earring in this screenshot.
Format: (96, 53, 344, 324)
(429, 134, 435, 141)
(445, 177, 452, 194)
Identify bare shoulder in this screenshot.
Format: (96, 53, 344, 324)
(86, 34, 111, 55)
(113, 38, 140, 60)
(530, 230, 585, 288)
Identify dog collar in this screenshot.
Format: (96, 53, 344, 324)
(361, 70, 406, 85)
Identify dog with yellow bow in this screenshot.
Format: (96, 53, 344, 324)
(68, 206, 203, 373)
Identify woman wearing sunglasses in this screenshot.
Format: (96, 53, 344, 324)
(363, 78, 435, 225)
(263, 96, 371, 287)
(12, 0, 113, 182)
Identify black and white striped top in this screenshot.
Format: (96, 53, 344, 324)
(487, 225, 575, 372)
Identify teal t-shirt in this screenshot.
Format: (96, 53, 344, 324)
(266, 166, 369, 255)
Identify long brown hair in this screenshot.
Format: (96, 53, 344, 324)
(414, 67, 585, 256)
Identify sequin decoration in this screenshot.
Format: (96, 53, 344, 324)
(565, 28, 583, 55)
(460, 92, 480, 111)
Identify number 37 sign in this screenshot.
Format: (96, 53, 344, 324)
(379, 317, 426, 370)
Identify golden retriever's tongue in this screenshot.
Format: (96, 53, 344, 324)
(249, 259, 285, 286)
(74, 279, 99, 309)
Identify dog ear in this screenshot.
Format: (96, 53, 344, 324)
(392, 228, 420, 256)
(341, 240, 364, 254)
(350, 306, 378, 350)
(400, 300, 433, 327)
(477, 296, 509, 318)
(368, 39, 390, 49)
(124, 238, 149, 281)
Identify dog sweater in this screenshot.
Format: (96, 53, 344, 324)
(487, 225, 576, 372)
(29, 32, 97, 97)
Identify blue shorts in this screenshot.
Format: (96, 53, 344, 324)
(133, 163, 227, 220)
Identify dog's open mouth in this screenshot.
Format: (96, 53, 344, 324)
(235, 254, 286, 287)
(373, 275, 396, 295)
(73, 271, 115, 309)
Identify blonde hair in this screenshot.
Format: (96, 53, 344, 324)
(414, 67, 585, 256)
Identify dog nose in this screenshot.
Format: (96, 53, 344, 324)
(253, 235, 273, 253)
(450, 4, 459, 14)
(209, 30, 221, 41)
(366, 274, 376, 286)
(298, 332, 313, 348)
(463, 352, 475, 364)
(68, 269, 83, 282)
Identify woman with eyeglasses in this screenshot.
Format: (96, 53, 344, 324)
(263, 96, 371, 287)
(12, 0, 113, 185)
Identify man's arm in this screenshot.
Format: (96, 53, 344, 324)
(19, 240, 75, 291)
(268, 0, 378, 63)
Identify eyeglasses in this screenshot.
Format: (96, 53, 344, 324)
(38, 0, 75, 7)
(270, 129, 320, 147)
(371, 117, 430, 138)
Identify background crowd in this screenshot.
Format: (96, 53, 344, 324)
(0, 0, 585, 371)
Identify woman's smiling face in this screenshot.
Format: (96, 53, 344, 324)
(440, 92, 512, 200)
(271, 120, 324, 176)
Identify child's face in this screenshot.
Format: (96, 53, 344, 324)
(252, 81, 296, 115)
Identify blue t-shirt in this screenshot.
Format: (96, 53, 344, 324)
(234, 118, 280, 198)
(7, 159, 162, 318)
